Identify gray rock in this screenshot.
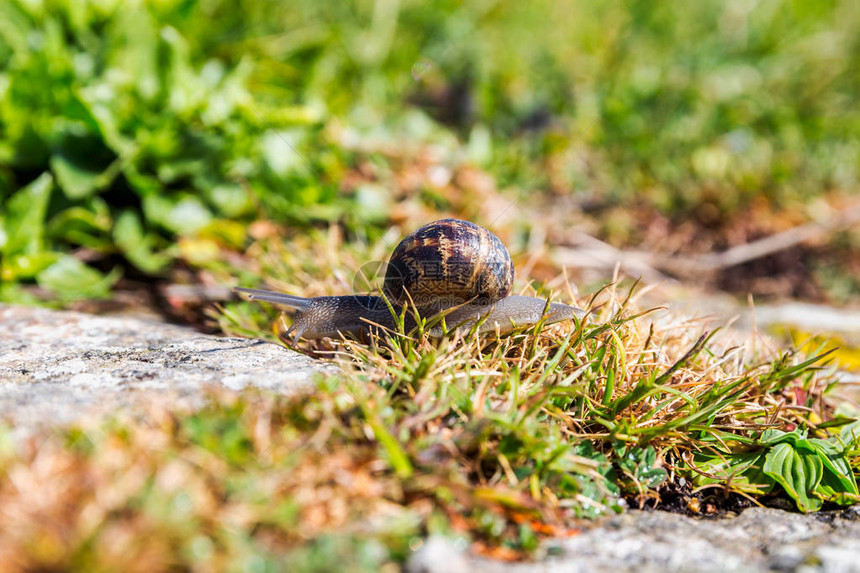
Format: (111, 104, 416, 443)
(0, 305, 333, 435)
(407, 508, 860, 573)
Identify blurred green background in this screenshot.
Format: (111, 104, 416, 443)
(1, 0, 858, 305)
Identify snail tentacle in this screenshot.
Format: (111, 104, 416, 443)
(233, 287, 314, 310)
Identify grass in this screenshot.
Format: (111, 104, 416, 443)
(1, 262, 857, 570)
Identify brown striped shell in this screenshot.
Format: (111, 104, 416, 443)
(382, 219, 514, 312)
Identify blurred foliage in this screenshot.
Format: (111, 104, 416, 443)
(1, 0, 859, 301)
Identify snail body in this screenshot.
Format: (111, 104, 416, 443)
(235, 219, 585, 343)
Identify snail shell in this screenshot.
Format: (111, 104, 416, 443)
(235, 219, 585, 344)
(383, 219, 514, 312)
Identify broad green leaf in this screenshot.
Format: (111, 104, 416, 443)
(0, 282, 41, 304)
(160, 26, 201, 115)
(1, 251, 61, 281)
(694, 424, 860, 510)
(46, 201, 112, 249)
(122, 164, 161, 196)
(50, 153, 103, 199)
(807, 438, 859, 496)
(817, 470, 860, 505)
(74, 87, 137, 156)
(839, 420, 860, 444)
(762, 442, 823, 513)
(1, 172, 53, 256)
(758, 428, 802, 446)
(759, 428, 858, 504)
(143, 194, 212, 235)
(157, 157, 207, 184)
(113, 210, 172, 274)
(36, 255, 120, 300)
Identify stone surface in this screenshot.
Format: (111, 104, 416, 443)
(0, 305, 333, 435)
(409, 507, 860, 573)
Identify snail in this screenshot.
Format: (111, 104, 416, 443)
(234, 219, 585, 344)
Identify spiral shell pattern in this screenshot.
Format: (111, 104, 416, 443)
(383, 219, 514, 312)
